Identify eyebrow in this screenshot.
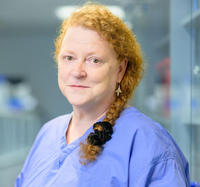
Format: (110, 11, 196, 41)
(60, 50, 76, 55)
(60, 49, 105, 57)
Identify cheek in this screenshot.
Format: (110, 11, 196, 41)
(93, 64, 118, 81)
(90, 66, 118, 90)
(57, 66, 68, 91)
(58, 64, 68, 80)
(57, 74, 64, 93)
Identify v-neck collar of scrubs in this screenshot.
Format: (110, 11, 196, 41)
(60, 112, 106, 154)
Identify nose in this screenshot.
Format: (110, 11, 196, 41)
(71, 60, 87, 78)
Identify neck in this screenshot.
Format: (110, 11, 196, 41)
(72, 106, 107, 126)
(71, 101, 112, 129)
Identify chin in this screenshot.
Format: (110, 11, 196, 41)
(65, 96, 91, 107)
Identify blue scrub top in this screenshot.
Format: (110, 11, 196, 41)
(15, 107, 190, 187)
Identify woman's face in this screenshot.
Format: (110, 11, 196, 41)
(57, 26, 127, 110)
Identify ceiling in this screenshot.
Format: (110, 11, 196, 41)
(0, 0, 169, 34)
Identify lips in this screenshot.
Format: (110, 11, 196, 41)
(69, 85, 90, 88)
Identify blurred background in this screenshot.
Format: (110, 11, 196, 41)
(0, 0, 199, 186)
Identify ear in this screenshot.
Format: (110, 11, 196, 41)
(117, 58, 128, 83)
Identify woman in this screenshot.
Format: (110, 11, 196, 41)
(15, 3, 190, 187)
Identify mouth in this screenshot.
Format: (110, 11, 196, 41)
(68, 85, 90, 88)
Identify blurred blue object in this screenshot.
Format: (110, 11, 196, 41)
(8, 97, 24, 110)
(193, 0, 198, 11)
(191, 182, 200, 187)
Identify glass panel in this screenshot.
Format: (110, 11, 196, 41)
(191, 0, 200, 181)
(170, 0, 192, 178)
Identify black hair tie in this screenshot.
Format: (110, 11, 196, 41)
(87, 121, 113, 146)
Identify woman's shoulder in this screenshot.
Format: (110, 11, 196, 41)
(116, 106, 166, 136)
(29, 113, 72, 151)
(38, 113, 72, 136)
(118, 106, 170, 138)
(113, 106, 189, 184)
(115, 106, 187, 164)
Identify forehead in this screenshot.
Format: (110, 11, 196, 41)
(63, 26, 104, 43)
(61, 26, 114, 53)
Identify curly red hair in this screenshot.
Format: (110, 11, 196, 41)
(54, 3, 144, 164)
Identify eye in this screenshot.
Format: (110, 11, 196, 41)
(64, 55, 73, 61)
(92, 58, 100, 63)
(87, 57, 102, 64)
